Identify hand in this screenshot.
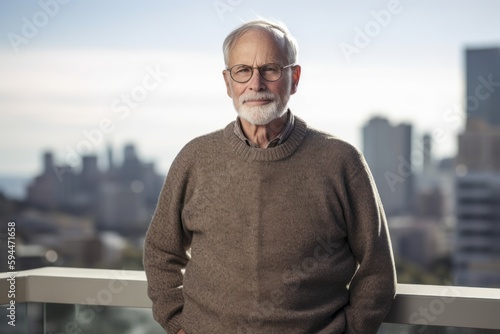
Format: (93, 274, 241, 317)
(177, 330, 186, 334)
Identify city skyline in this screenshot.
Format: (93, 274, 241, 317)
(3, 45, 500, 291)
(2, 1, 500, 178)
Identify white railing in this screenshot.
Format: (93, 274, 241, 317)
(2, 267, 500, 330)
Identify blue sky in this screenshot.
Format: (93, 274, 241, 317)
(1, 0, 500, 177)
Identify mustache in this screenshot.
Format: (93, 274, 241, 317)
(239, 92, 276, 103)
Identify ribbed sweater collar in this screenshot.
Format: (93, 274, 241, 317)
(223, 115, 308, 162)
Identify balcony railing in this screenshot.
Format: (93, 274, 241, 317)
(2, 267, 500, 333)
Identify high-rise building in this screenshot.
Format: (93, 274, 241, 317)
(455, 47, 500, 288)
(422, 133, 432, 174)
(26, 151, 75, 209)
(465, 47, 500, 128)
(455, 173, 500, 288)
(362, 116, 413, 217)
(458, 47, 500, 172)
(414, 133, 447, 220)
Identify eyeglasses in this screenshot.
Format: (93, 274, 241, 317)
(226, 63, 295, 83)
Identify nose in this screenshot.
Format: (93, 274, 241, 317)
(247, 68, 266, 91)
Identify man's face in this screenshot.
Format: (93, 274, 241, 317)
(223, 29, 301, 125)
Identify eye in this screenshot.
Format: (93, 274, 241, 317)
(233, 65, 251, 74)
(261, 64, 280, 73)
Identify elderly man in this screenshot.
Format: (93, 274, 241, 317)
(144, 19, 396, 334)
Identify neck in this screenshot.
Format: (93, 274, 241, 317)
(240, 112, 288, 148)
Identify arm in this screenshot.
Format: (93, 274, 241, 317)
(143, 154, 192, 334)
(342, 150, 397, 334)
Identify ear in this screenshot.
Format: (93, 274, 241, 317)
(223, 70, 233, 98)
(290, 65, 301, 95)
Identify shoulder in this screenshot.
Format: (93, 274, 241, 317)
(304, 124, 364, 164)
(302, 124, 375, 189)
(168, 125, 228, 172)
(181, 127, 226, 154)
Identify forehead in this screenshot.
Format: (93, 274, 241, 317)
(228, 29, 287, 66)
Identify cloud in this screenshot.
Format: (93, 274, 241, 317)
(0, 47, 461, 176)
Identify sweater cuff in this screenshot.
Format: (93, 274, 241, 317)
(165, 313, 182, 334)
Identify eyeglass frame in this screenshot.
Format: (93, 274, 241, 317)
(225, 63, 296, 83)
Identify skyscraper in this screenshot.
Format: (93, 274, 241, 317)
(455, 47, 500, 288)
(362, 116, 413, 217)
(457, 47, 500, 172)
(465, 47, 500, 127)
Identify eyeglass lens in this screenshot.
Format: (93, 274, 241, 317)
(230, 63, 283, 83)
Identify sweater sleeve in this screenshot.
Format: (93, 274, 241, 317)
(143, 152, 193, 334)
(341, 148, 397, 334)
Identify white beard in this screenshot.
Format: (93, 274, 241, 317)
(230, 76, 292, 125)
(235, 93, 289, 125)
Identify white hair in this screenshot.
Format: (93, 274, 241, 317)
(222, 19, 299, 67)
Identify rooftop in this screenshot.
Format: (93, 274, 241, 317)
(2, 267, 500, 333)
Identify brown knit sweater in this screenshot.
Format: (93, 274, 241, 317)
(143, 115, 396, 334)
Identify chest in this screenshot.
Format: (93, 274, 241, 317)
(181, 160, 349, 262)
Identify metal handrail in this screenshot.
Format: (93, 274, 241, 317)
(2, 267, 500, 330)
